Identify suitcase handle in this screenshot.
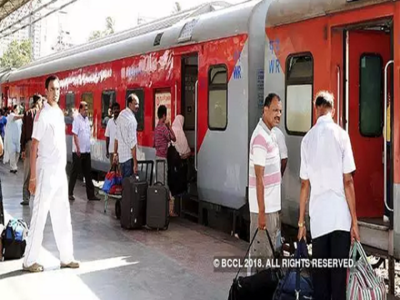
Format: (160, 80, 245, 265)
(155, 159, 166, 185)
(137, 160, 154, 184)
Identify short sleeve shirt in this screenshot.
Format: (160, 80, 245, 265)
(248, 119, 281, 214)
(300, 114, 356, 238)
(32, 101, 66, 168)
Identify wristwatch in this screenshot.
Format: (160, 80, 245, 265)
(298, 222, 305, 228)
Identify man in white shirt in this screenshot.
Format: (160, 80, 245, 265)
(23, 75, 79, 272)
(105, 102, 120, 167)
(68, 101, 99, 201)
(272, 127, 288, 176)
(114, 94, 139, 178)
(298, 91, 360, 300)
(248, 93, 283, 274)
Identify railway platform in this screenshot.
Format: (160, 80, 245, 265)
(0, 161, 248, 300)
(0, 161, 399, 299)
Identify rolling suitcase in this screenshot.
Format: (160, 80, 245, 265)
(120, 160, 154, 229)
(146, 159, 169, 230)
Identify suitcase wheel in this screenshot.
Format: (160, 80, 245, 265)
(115, 201, 121, 220)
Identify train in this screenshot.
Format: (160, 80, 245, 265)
(1, 0, 400, 281)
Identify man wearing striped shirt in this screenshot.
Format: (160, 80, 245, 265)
(248, 93, 282, 274)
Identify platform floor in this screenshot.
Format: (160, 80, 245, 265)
(0, 161, 248, 300)
(1, 161, 399, 300)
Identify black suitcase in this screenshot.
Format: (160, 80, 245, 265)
(120, 160, 153, 229)
(146, 160, 169, 230)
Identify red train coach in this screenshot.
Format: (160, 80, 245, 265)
(0, 0, 270, 235)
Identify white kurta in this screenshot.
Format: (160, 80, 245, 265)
(23, 102, 75, 267)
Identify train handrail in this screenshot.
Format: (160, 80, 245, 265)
(336, 65, 340, 126)
(175, 82, 178, 118)
(194, 80, 198, 171)
(384, 60, 393, 212)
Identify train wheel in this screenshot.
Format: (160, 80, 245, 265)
(115, 201, 121, 220)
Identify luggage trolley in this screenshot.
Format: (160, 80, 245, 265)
(102, 160, 153, 219)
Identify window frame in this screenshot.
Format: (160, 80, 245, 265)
(153, 87, 172, 130)
(207, 64, 228, 131)
(101, 89, 116, 129)
(126, 88, 145, 132)
(64, 91, 75, 125)
(284, 52, 314, 136)
(358, 53, 383, 138)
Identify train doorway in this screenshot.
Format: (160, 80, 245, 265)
(180, 54, 199, 220)
(333, 19, 393, 222)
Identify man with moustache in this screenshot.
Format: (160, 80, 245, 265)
(248, 93, 283, 274)
(23, 75, 79, 272)
(114, 94, 140, 178)
(68, 101, 99, 201)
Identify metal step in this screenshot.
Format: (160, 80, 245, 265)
(358, 218, 389, 253)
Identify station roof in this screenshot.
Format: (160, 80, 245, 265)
(0, 0, 30, 23)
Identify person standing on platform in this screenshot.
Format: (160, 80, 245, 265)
(114, 94, 139, 178)
(68, 101, 99, 201)
(154, 105, 177, 216)
(4, 105, 23, 173)
(20, 94, 43, 206)
(23, 75, 79, 272)
(297, 91, 360, 300)
(105, 102, 120, 168)
(248, 93, 283, 274)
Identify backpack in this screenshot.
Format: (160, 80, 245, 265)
(1, 219, 29, 260)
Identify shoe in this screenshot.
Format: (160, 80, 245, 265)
(22, 263, 44, 273)
(20, 201, 29, 206)
(69, 195, 75, 201)
(88, 196, 100, 201)
(60, 261, 80, 269)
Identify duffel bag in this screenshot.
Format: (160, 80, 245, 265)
(228, 228, 283, 300)
(272, 239, 313, 300)
(1, 218, 28, 261)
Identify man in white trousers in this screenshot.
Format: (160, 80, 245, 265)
(23, 75, 79, 272)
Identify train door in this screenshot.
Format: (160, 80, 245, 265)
(343, 24, 392, 219)
(180, 54, 199, 217)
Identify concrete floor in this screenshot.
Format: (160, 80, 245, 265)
(1, 161, 400, 300)
(0, 161, 248, 300)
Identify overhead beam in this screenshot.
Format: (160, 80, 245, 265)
(0, 0, 78, 39)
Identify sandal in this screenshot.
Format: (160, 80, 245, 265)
(22, 262, 44, 273)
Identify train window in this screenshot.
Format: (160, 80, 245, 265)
(359, 54, 383, 137)
(208, 65, 227, 130)
(126, 89, 144, 131)
(101, 90, 116, 128)
(285, 53, 313, 135)
(65, 92, 75, 124)
(81, 92, 94, 132)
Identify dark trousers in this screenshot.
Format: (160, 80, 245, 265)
(312, 230, 350, 300)
(68, 153, 95, 199)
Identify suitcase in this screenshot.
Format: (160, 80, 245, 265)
(115, 160, 154, 220)
(120, 160, 154, 229)
(146, 160, 169, 230)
